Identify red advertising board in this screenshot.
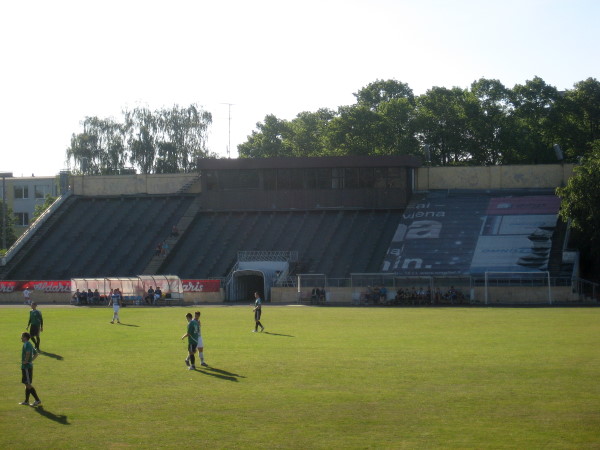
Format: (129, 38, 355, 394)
(0, 279, 219, 294)
(0, 280, 71, 293)
(182, 279, 221, 293)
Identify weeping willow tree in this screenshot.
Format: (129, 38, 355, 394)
(66, 104, 214, 174)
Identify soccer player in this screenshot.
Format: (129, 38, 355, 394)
(26, 302, 43, 351)
(194, 311, 208, 367)
(23, 287, 32, 305)
(20, 332, 41, 406)
(109, 289, 121, 324)
(252, 291, 264, 333)
(181, 313, 198, 370)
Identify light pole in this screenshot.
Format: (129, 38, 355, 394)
(221, 103, 233, 158)
(0, 172, 13, 250)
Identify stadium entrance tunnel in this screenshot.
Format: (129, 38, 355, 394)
(228, 271, 265, 302)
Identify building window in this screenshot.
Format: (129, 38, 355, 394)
(35, 185, 50, 199)
(14, 185, 29, 199)
(332, 168, 345, 189)
(15, 212, 29, 226)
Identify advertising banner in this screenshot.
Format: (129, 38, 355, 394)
(182, 279, 221, 293)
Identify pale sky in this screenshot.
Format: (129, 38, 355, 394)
(1, 0, 598, 177)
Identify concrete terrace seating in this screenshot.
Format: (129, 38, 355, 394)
(160, 209, 405, 279)
(5, 195, 194, 280)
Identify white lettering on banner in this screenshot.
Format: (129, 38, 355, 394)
(32, 282, 71, 293)
(0, 285, 15, 293)
(183, 282, 204, 292)
(405, 221, 442, 239)
(402, 211, 445, 219)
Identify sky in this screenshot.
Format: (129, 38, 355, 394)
(1, 0, 598, 177)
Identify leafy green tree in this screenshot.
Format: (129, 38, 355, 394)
(66, 116, 125, 175)
(32, 194, 58, 222)
(238, 114, 293, 158)
(354, 79, 414, 109)
(509, 76, 562, 164)
(414, 86, 472, 165)
(556, 141, 600, 278)
(555, 78, 600, 161)
(0, 201, 17, 252)
(285, 109, 335, 157)
(465, 78, 516, 164)
(67, 104, 212, 174)
(325, 105, 384, 156)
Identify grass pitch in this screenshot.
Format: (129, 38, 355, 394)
(1, 305, 599, 449)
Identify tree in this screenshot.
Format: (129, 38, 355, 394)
(414, 86, 472, 165)
(66, 104, 212, 175)
(509, 76, 562, 164)
(66, 117, 125, 175)
(556, 141, 600, 278)
(325, 105, 384, 156)
(238, 115, 293, 158)
(555, 78, 600, 161)
(285, 109, 335, 157)
(0, 201, 17, 252)
(354, 79, 414, 109)
(32, 194, 58, 222)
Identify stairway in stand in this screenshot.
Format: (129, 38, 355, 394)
(142, 195, 202, 275)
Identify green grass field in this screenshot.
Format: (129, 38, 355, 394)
(1, 305, 599, 449)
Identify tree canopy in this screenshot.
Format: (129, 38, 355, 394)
(556, 141, 600, 277)
(66, 104, 214, 175)
(239, 77, 600, 166)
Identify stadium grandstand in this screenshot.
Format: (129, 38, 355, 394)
(0, 156, 593, 305)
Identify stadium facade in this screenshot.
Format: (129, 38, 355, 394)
(1, 157, 588, 305)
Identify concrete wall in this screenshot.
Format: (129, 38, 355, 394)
(67, 164, 576, 197)
(416, 164, 574, 191)
(70, 173, 198, 196)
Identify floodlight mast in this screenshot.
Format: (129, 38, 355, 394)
(221, 103, 234, 159)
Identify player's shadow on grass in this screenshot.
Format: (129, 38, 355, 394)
(117, 323, 139, 327)
(263, 331, 294, 337)
(34, 406, 70, 425)
(38, 350, 64, 361)
(196, 366, 246, 382)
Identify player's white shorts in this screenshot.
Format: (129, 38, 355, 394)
(113, 305, 120, 312)
(196, 336, 204, 349)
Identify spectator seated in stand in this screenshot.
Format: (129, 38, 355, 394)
(78, 289, 88, 305)
(93, 289, 101, 304)
(87, 289, 94, 305)
(171, 225, 180, 238)
(71, 289, 81, 305)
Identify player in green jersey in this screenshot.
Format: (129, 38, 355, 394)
(20, 332, 41, 406)
(181, 313, 199, 370)
(26, 302, 43, 351)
